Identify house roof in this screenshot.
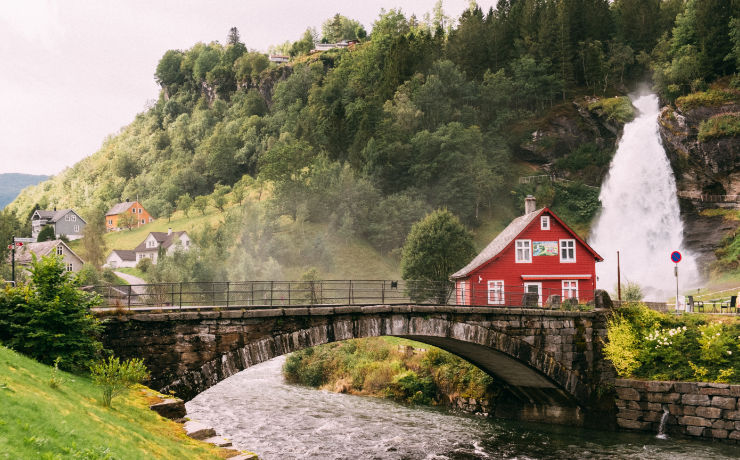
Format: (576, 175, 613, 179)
(106, 201, 136, 216)
(108, 250, 136, 261)
(450, 208, 603, 280)
(32, 209, 86, 224)
(133, 231, 188, 253)
(13, 240, 84, 265)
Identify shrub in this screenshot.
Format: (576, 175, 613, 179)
(0, 255, 103, 372)
(136, 257, 153, 273)
(697, 113, 740, 142)
(676, 89, 739, 111)
(90, 356, 149, 407)
(603, 315, 640, 377)
(588, 96, 635, 124)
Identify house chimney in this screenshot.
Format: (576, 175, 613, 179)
(168, 228, 172, 235)
(524, 195, 536, 215)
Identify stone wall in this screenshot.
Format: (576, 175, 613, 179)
(615, 379, 740, 442)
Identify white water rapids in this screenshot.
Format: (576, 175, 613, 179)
(589, 93, 699, 300)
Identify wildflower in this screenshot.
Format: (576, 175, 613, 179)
(728, 351, 733, 355)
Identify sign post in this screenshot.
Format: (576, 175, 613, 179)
(671, 251, 682, 312)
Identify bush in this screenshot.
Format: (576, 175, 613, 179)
(607, 305, 740, 383)
(588, 96, 635, 124)
(136, 257, 153, 273)
(90, 356, 149, 407)
(698, 113, 740, 141)
(0, 255, 103, 372)
(676, 89, 739, 111)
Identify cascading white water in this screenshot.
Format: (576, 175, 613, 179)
(589, 93, 699, 300)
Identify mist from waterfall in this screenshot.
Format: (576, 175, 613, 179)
(589, 92, 699, 300)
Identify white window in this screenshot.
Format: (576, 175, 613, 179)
(541, 215, 550, 230)
(71, 215, 76, 222)
(65, 215, 70, 221)
(66, 263, 73, 272)
(524, 282, 542, 306)
(515, 240, 532, 263)
(140, 218, 145, 224)
(458, 281, 466, 304)
(56, 246, 63, 255)
(488, 280, 505, 305)
(108, 219, 113, 225)
(560, 239, 576, 263)
(138, 208, 143, 214)
(132, 208, 137, 214)
(562, 280, 578, 300)
(73, 225, 79, 232)
(149, 217, 153, 222)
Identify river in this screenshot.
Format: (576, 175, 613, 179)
(186, 356, 738, 459)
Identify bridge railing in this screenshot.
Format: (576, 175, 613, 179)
(90, 280, 455, 309)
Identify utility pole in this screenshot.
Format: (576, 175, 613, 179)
(617, 251, 621, 302)
(11, 235, 15, 285)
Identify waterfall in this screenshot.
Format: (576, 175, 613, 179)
(656, 406, 670, 440)
(589, 93, 699, 301)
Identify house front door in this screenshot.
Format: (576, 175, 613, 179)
(523, 282, 542, 306)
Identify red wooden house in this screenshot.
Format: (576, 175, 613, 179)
(450, 196, 603, 306)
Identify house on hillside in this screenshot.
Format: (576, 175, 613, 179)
(13, 239, 85, 273)
(450, 196, 603, 307)
(132, 229, 191, 265)
(105, 250, 137, 269)
(31, 209, 86, 241)
(269, 54, 289, 63)
(105, 200, 153, 231)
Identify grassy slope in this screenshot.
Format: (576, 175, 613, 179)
(0, 346, 226, 459)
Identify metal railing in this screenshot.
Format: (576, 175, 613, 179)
(90, 281, 609, 311)
(676, 191, 740, 203)
(518, 175, 600, 190)
(91, 280, 454, 310)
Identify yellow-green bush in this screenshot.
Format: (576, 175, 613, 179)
(698, 113, 740, 141)
(588, 96, 635, 124)
(676, 89, 739, 111)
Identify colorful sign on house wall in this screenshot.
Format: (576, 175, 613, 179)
(533, 241, 558, 256)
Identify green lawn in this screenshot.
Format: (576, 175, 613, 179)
(0, 346, 228, 459)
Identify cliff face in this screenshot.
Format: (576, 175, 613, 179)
(659, 101, 739, 271)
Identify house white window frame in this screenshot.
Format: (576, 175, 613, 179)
(562, 280, 579, 300)
(515, 239, 532, 263)
(66, 263, 73, 272)
(488, 280, 505, 305)
(65, 215, 70, 221)
(541, 215, 550, 230)
(56, 246, 63, 255)
(524, 281, 542, 306)
(73, 225, 80, 233)
(560, 239, 576, 263)
(458, 281, 466, 304)
(138, 208, 143, 214)
(140, 218, 145, 224)
(70, 214, 76, 222)
(108, 219, 113, 225)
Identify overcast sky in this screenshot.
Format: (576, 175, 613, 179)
(0, 0, 496, 176)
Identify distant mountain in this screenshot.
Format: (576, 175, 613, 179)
(0, 174, 50, 210)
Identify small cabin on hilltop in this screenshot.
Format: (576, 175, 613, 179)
(451, 196, 603, 307)
(105, 200, 153, 231)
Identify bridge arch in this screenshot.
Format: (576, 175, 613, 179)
(102, 306, 611, 425)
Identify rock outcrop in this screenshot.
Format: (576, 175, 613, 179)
(659, 98, 739, 271)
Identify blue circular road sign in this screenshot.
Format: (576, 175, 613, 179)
(671, 251, 682, 263)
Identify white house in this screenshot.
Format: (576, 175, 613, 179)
(133, 229, 191, 265)
(105, 250, 137, 269)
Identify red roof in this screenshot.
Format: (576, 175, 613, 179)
(450, 207, 602, 280)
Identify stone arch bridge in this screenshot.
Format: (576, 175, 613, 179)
(101, 305, 616, 426)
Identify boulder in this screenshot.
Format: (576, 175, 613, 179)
(149, 398, 186, 420)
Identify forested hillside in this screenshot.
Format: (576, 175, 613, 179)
(5, 0, 739, 282)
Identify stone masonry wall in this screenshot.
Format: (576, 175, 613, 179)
(615, 379, 740, 442)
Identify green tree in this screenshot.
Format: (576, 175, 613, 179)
(212, 184, 231, 212)
(0, 255, 103, 371)
(81, 214, 107, 268)
(193, 195, 209, 215)
(155, 49, 185, 89)
(176, 193, 193, 217)
(321, 14, 366, 43)
(0, 209, 27, 280)
(37, 225, 56, 242)
(117, 212, 138, 231)
(400, 209, 475, 302)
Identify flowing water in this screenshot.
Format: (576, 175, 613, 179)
(186, 357, 738, 459)
(589, 92, 699, 300)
